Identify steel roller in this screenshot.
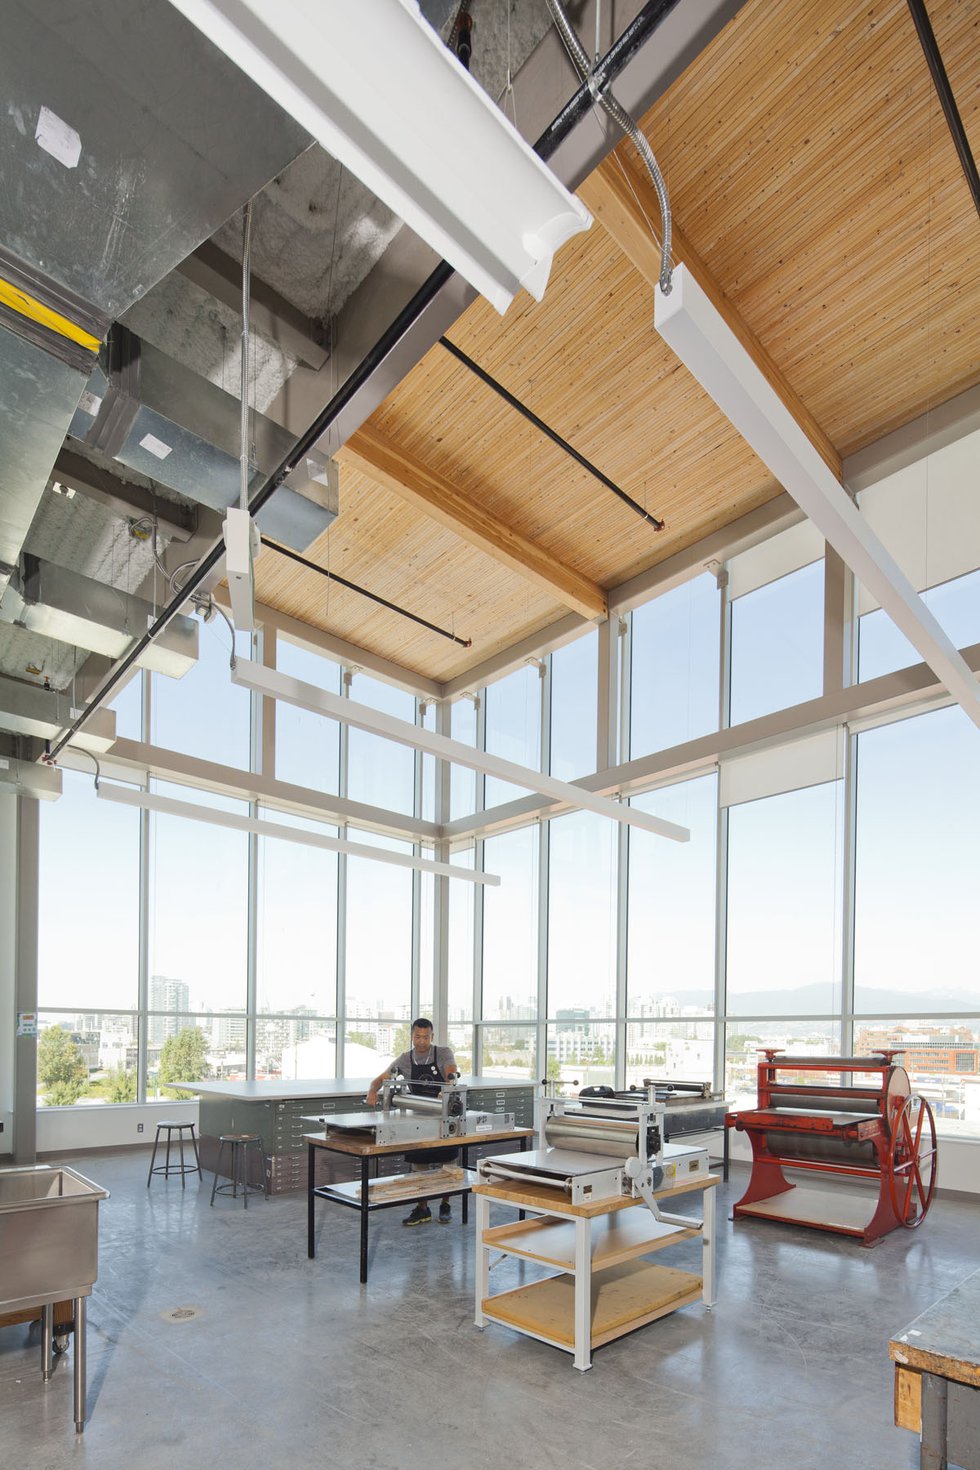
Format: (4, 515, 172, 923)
(543, 1115, 640, 1159)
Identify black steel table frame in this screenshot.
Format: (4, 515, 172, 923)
(307, 1137, 530, 1283)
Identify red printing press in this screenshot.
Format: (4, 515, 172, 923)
(725, 1050, 938, 1246)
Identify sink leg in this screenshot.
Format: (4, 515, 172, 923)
(42, 1302, 53, 1381)
(73, 1296, 86, 1433)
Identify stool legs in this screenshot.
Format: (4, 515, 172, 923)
(210, 1138, 265, 1207)
(147, 1128, 161, 1187)
(210, 1139, 227, 1206)
(149, 1123, 201, 1185)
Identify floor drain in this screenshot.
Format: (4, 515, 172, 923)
(161, 1306, 201, 1323)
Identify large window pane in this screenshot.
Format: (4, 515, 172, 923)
(631, 574, 720, 755)
(729, 561, 824, 725)
(625, 1020, 715, 1088)
(628, 775, 717, 1015)
(451, 697, 478, 819)
(550, 632, 597, 781)
(859, 569, 980, 681)
(547, 811, 616, 1018)
(854, 707, 979, 1011)
(261, 1016, 338, 1080)
(480, 1024, 536, 1081)
(547, 1018, 615, 1088)
(725, 1020, 841, 1108)
(482, 826, 537, 1021)
(37, 1012, 138, 1107)
(147, 781, 249, 1015)
(151, 622, 251, 768)
(347, 672, 416, 814)
(275, 638, 341, 793)
(853, 1019, 979, 1139)
(344, 830, 414, 1020)
(484, 665, 540, 807)
(39, 770, 140, 1011)
(726, 782, 843, 1016)
(256, 809, 338, 1016)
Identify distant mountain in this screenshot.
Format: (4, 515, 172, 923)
(664, 981, 978, 1018)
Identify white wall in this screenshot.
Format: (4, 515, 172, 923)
(36, 1099, 199, 1154)
(0, 794, 15, 1155)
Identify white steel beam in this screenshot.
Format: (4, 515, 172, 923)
(231, 658, 690, 843)
(655, 264, 980, 732)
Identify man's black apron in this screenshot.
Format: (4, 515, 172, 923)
(403, 1048, 458, 1167)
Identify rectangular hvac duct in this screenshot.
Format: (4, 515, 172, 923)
(0, 755, 62, 801)
(1, 557, 199, 678)
(77, 329, 339, 551)
(0, 675, 115, 753)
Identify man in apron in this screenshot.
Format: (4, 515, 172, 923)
(367, 1018, 459, 1226)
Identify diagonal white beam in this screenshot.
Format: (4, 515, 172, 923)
(97, 782, 498, 886)
(231, 659, 690, 843)
(655, 264, 980, 733)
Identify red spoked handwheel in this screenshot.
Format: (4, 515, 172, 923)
(888, 1094, 938, 1228)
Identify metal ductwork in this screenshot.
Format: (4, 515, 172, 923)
(0, 674, 115, 753)
(1, 555, 199, 678)
(72, 327, 340, 551)
(0, 0, 311, 599)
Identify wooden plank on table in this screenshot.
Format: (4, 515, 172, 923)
(483, 1261, 702, 1349)
(895, 1365, 923, 1432)
(737, 1184, 871, 1234)
(889, 1268, 980, 1390)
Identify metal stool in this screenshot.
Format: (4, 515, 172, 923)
(147, 1121, 202, 1187)
(210, 1133, 267, 1208)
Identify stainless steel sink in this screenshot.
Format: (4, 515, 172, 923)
(0, 1164, 109, 1431)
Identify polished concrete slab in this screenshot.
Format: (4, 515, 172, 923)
(1, 1150, 975, 1469)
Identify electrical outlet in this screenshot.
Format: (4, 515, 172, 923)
(137, 1123, 144, 1133)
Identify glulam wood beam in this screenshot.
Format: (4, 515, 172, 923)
(342, 423, 608, 621)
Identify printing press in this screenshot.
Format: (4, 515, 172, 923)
(478, 1086, 709, 1221)
(577, 1079, 727, 1141)
(726, 1049, 938, 1245)
(303, 1075, 515, 1146)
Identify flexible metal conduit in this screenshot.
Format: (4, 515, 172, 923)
(47, 0, 683, 761)
(546, 0, 673, 293)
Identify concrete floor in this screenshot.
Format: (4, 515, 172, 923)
(1, 1150, 975, 1469)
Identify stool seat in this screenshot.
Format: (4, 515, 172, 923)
(147, 1121, 201, 1188)
(210, 1134, 267, 1208)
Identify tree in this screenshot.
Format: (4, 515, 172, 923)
(391, 1023, 412, 1059)
(101, 1066, 137, 1103)
(157, 1028, 210, 1097)
(546, 1056, 562, 1083)
(348, 1031, 378, 1050)
(37, 1027, 86, 1106)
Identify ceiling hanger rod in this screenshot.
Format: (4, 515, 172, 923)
(46, 0, 685, 761)
(439, 336, 665, 530)
(261, 537, 471, 647)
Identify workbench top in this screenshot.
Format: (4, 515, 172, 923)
(890, 1267, 980, 1388)
(168, 1076, 533, 1102)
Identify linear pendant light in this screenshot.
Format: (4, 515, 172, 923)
(654, 264, 980, 733)
(231, 659, 690, 843)
(165, 0, 591, 314)
(96, 782, 499, 886)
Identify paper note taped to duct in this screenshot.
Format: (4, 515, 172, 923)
(35, 107, 82, 168)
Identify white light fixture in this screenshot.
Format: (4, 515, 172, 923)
(96, 781, 499, 886)
(655, 264, 980, 733)
(223, 506, 260, 634)
(166, 0, 591, 313)
(231, 659, 690, 843)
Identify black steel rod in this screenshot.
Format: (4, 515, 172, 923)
(261, 537, 471, 646)
(534, 0, 684, 157)
(49, 4, 682, 759)
(906, 0, 980, 222)
(439, 336, 665, 530)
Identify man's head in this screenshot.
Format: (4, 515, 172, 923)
(410, 1018, 434, 1054)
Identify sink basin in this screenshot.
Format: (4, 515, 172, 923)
(0, 1165, 109, 1314)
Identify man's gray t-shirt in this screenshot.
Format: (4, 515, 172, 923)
(389, 1045, 456, 1081)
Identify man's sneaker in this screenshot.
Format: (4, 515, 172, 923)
(438, 1201, 452, 1224)
(403, 1203, 432, 1227)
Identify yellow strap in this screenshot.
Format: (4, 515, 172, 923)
(0, 276, 101, 352)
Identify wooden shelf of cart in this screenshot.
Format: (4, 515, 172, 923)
(473, 1172, 719, 1371)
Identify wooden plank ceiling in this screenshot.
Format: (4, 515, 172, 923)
(253, 0, 980, 686)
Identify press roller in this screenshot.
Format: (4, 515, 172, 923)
(726, 1050, 937, 1245)
(478, 1087, 709, 1213)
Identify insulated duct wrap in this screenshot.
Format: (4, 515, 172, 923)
(543, 1116, 640, 1159)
